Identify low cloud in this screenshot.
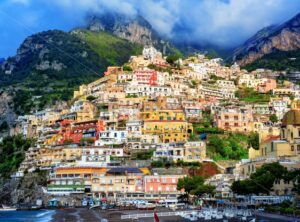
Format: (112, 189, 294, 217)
(1, 0, 300, 56)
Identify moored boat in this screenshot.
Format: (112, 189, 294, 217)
(136, 203, 156, 210)
(0, 204, 17, 211)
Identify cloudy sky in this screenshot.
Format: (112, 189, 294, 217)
(0, 0, 300, 57)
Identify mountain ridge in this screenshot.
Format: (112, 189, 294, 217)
(85, 12, 181, 56)
(234, 12, 300, 67)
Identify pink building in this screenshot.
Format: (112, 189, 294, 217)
(215, 106, 253, 133)
(257, 79, 277, 93)
(143, 175, 185, 194)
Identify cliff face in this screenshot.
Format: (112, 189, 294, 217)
(0, 91, 16, 135)
(234, 13, 300, 66)
(86, 13, 180, 55)
(87, 13, 158, 46)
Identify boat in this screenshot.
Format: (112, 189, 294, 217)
(136, 203, 156, 210)
(216, 212, 223, 219)
(0, 205, 17, 211)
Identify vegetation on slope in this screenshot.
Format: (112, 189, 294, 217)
(1, 30, 142, 115)
(235, 87, 270, 103)
(244, 49, 300, 72)
(207, 133, 249, 161)
(0, 135, 33, 178)
(76, 30, 143, 65)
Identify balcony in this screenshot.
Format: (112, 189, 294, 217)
(47, 184, 84, 189)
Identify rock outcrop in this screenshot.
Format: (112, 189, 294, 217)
(234, 12, 300, 66)
(87, 13, 158, 46)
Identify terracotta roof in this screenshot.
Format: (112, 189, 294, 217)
(282, 109, 300, 126)
(261, 135, 281, 144)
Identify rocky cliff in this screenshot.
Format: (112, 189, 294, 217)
(0, 91, 16, 136)
(88, 13, 157, 46)
(234, 13, 300, 66)
(86, 12, 180, 55)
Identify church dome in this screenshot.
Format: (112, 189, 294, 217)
(282, 109, 300, 126)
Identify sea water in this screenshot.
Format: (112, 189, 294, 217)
(0, 210, 55, 222)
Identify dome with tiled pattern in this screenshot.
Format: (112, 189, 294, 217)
(282, 109, 300, 126)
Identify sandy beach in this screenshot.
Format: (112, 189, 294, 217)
(50, 208, 102, 222)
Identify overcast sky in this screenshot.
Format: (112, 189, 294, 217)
(1, 0, 300, 57)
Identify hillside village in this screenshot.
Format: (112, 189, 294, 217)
(3, 46, 300, 207)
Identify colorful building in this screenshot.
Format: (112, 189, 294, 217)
(142, 110, 193, 143)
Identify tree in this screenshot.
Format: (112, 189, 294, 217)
(166, 54, 181, 65)
(269, 114, 278, 123)
(86, 95, 96, 101)
(248, 132, 259, 150)
(0, 121, 9, 131)
(123, 65, 133, 71)
(177, 176, 215, 198)
(0, 135, 33, 178)
(231, 162, 289, 195)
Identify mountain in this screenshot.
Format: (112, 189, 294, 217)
(0, 58, 4, 65)
(86, 12, 181, 56)
(0, 29, 142, 116)
(243, 49, 300, 72)
(234, 12, 300, 68)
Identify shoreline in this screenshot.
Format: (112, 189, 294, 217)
(46, 207, 300, 222)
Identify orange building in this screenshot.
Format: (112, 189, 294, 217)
(143, 175, 185, 194)
(60, 119, 105, 144)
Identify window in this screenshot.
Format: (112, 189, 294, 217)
(291, 145, 294, 151)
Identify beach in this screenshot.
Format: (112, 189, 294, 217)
(49, 208, 102, 222)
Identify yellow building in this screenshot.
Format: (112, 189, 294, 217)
(183, 141, 206, 162)
(48, 166, 108, 194)
(248, 109, 300, 161)
(36, 147, 82, 168)
(142, 110, 193, 143)
(291, 100, 300, 109)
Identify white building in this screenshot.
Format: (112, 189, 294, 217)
(142, 46, 162, 60)
(153, 143, 185, 161)
(125, 84, 172, 97)
(95, 130, 127, 146)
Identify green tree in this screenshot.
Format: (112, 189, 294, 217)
(0, 135, 33, 178)
(248, 132, 259, 150)
(123, 65, 133, 71)
(231, 162, 289, 195)
(166, 54, 181, 65)
(177, 176, 215, 198)
(86, 95, 96, 101)
(0, 121, 9, 131)
(269, 114, 278, 123)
